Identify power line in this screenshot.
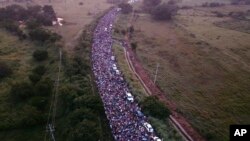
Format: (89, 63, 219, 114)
(45, 48, 62, 141)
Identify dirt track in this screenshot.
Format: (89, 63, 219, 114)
(122, 37, 206, 141)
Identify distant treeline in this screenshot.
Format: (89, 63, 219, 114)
(0, 5, 61, 42)
(0, 4, 56, 26)
(231, 0, 250, 5)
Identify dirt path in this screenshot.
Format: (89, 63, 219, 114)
(122, 35, 206, 141)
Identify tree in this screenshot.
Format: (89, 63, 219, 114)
(141, 96, 171, 119)
(26, 19, 41, 29)
(72, 119, 100, 141)
(151, 3, 178, 21)
(143, 0, 161, 7)
(29, 28, 51, 42)
(131, 42, 137, 51)
(28, 96, 47, 111)
(34, 78, 53, 97)
(29, 73, 42, 84)
(74, 95, 103, 114)
(10, 81, 34, 102)
(32, 65, 46, 75)
(0, 62, 12, 79)
(118, 3, 133, 14)
(33, 50, 48, 61)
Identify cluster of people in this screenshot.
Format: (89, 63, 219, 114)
(92, 8, 160, 141)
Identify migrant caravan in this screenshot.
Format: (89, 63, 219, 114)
(92, 8, 162, 141)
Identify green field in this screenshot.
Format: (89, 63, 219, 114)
(0, 0, 114, 140)
(112, 41, 184, 141)
(0, 28, 59, 140)
(113, 1, 250, 141)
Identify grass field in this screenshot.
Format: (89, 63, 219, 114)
(33, 0, 113, 52)
(161, 0, 231, 6)
(112, 41, 184, 141)
(1, 0, 113, 52)
(112, 42, 147, 102)
(0, 29, 56, 141)
(114, 2, 250, 141)
(0, 1, 114, 140)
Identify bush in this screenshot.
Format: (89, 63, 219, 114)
(10, 81, 34, 102)
(143, 0, 161, 7)
(131, 42, 137, 51)
(118, 3, 133, 14)
(128, 26, 134, 33)
(33, 50, 48, 61)
(26, 19, 41, 29)
(141, 96, 171, 119)
(29, 73, 42, 84)
(32, 65, 46, 75)
(34, 78, 53, 97)
(213, 11, 224, 17)
(29, 28, 51, 42)
(0, 62, 12, 79)
(151, 3, 178, 21)
(28, 96, 47, 111)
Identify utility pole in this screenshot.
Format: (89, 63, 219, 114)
(154, 63, 159, 84)
(47, 124, 56, 141)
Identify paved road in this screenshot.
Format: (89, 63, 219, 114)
(92, 8, 160, 141)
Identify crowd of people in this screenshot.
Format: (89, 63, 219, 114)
(92, 8, 160, 141)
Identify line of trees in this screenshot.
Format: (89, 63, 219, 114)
(118, 3, 133, 14)
(0, 5, 56, 26)
(141, 96, 171, 120)
(0, 4, 61, 42)
(231, 0, 250, 5)
(143, 0, 179, 21)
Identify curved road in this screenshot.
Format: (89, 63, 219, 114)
(92, 8, 160, 141)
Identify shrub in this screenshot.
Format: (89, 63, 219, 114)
(33, 50, 48, 61)
(118, 3, 133, 14)
(213, 11, 224, 17)
(128, 26, 134, 33)
(10, 81, 34, 102)
(32, 65, 46, 75)
(34, 78, 53, 97)
(26, 19, 41, 29)
(131, 42, 137, 51)
(143, 0, 161, 7)
(29, 28, 51, 42)
(29, 73, 42, 84)
(28, 96, 47, 111)
(0, 62, 12, 79)
(151, 3, 178, 21)
(141, 96, 171, 119)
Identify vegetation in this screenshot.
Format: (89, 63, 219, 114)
(0, 5, 61, 43)
(151, 3, 178, 21)
(231, 0, 250, 5)
(141, 96, 171, 120)
(201, 2, 225, 7)
(33, 50, 48, 61)
(0, 5, 56, 26)
(0, 0, 114, 140)
(0, 62, 12, 79)
(143, 0, 161, 8)
(118, 3, 133, 14)
(118, 1, 250, 140)
(55, 11, 114, 141)
(112, 16, 183, 140)
(143, 0, 161, 13)
(131, 42, 137, 51)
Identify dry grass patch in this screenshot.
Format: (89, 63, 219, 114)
(112, 42, 147, 102)
(114, 3, 250, 141)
